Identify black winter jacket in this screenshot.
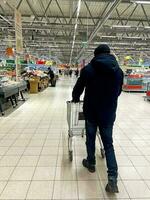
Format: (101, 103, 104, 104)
(72, 54, 124, 126)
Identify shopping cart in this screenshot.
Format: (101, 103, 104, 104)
(67, 101, 105, 161)
(144, 82, 150, 101)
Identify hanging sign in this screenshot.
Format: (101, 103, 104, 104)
(15, 9, 23, 53)
(15, 9, 23, 80)
(6, 47, 14, 57)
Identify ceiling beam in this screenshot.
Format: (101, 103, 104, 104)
(77, 0, 122, 60)
(83, 0, 95, 25)
(89, 0, 122, 42)
(41, 0, 53, 21)
(55, 0, 68, 24)
(1, 13, 150, 23)
(17, 0, 24, 10)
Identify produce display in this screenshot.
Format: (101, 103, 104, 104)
(0, 57, 59, 115)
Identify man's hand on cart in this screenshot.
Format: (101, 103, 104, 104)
(71, 98, 80, 103)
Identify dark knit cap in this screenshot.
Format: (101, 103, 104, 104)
(94, 44, 110, 56)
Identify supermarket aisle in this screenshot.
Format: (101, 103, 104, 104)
(0, 77, 150, 199)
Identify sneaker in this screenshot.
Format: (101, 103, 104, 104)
(82, 159, 95, 173)
(105, 178, 119, 193)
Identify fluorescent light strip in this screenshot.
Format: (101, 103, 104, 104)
(112, 25, 131, 28)
(69, 0, 81, 64)
(101, 36, 117, 38)
(132, 1, 150, 4)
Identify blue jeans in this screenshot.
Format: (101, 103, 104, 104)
(85, 120, 118, 179)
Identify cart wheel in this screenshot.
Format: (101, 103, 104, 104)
(1, 112, 4, 116)
(69, 151, 73, 162)
(101, 148, 105, 158)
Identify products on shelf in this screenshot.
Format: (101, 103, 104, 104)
(123, 70, 150, 92)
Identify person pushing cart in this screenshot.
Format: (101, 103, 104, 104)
(71, 44, 123, 193)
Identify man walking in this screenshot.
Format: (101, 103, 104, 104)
(72, 44, 123, 193)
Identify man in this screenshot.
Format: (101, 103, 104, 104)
(47, 67, 56, 87)
(72, 44, 123, 193)
(75, 68, 79, 78)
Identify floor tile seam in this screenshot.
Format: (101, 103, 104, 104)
(4, 131, 39, 186)
(118, 125, 142, 139)
(119, 156, 146, 198)
(119, 177, 148, 181)
(143, 155, 150, 164)
(0, 138, 15, 147)
(125, 154, 141, 167)
(118, 162, 150, 181)
(120, 175, 150, 196)
(74, 139, 80, 200)
(51, 132, 63, 200)
(0, 179, 8, 199)
(78, 180, 105, 199)
(115, 145, 127, 156)
(0, 130, 25, 170)
(117, 137, 141, 148)
(133, 171, 150, 182)
(121, 179, 150, 199)
(0, 123, 17, 134)
(19, 119, 44, 154)
(16, 179, 79, 182)
(144, 180, 150, 191)
(128, 156, 150, 167)
(0, 126, 19, 157)
(133, 147, 150, 157)
(24, 131, 52, 199)
(119, 144, 146, 157)
(1, 125, 41, 196)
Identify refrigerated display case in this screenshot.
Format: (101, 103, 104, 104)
(0, 76, 27, 115)
(123, 74, 150, 92)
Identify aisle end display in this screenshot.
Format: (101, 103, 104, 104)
(123, 70, 150, 92)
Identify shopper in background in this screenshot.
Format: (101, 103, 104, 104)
(47, 67, 55, 86)
(72, 44, 123, 193)
(59, 69, 62, 75)
(69, 69, 73, 77)
(75, 68, 79, 78)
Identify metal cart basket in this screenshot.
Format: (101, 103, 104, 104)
(67, 101, 105, 161)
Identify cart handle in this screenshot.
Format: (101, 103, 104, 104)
(66, 100, 83, 103)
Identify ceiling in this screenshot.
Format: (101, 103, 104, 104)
(0, 0, 150, 63)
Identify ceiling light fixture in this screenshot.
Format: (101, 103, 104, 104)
(69, 0, 81, 65)
(131, 0, 150, 4)
(112, 25, 131, 28)
(101, 36, 117, 38)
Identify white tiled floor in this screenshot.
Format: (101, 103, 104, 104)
(0, 77, 150, 199)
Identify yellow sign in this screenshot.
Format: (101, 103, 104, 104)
(45, 60, 53, 66)
(125, 56, 132, 60)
